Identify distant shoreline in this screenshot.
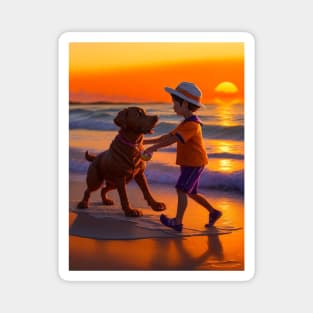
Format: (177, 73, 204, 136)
(69, 101, 244, 106)
(69, 101, 170, 105)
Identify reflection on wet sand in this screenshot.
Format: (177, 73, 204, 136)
(69, 212, 243, 270)
(69, 180, 244, 271)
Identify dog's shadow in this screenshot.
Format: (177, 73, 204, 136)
(70, 211, 165, 240)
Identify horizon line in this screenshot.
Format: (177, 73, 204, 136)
(69, 100, 170, 105)
(69, 99, 244, 106)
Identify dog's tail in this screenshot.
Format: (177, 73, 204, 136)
(85, 150, 96, 162)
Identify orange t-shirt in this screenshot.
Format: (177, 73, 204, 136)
(170, 116, 209, 167)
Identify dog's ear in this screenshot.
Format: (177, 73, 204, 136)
(114, 109, 128, 129)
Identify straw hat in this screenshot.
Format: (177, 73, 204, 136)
(164, 82, 202, 107)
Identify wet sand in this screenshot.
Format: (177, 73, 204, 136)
(69, 175, 244, 271)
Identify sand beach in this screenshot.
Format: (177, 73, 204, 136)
(69, 174, 244, 271)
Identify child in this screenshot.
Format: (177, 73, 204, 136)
(144, 82, 222, 232)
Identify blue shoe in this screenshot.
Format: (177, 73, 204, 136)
(205, 210, 222, 227)
(160, 214, 183, 232)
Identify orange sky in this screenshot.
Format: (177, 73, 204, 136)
(69, 42, 244, 104)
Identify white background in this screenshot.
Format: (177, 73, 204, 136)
(1, 0, 312, 312)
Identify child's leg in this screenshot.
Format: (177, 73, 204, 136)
(159, 187, 186, 232)
(189, 192, 222, 227)
(175, 188, 188, 225)
(188, 193, 216, 214)
(160, 166, 197, 231)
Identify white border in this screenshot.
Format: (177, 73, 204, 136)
(58, 32, 255, 282)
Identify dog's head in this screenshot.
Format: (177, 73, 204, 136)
(114, 107, 158, 134)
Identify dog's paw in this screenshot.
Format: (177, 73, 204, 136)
(151, 202, 166, 212)
(124, 208, 143, 217)
(102, 199, 114, 205)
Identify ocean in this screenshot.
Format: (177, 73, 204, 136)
(69, 103, 244, 194)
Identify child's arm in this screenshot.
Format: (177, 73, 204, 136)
(144, 134, 178, 154)
(143, 134, 172, 145)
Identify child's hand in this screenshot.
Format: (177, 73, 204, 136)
(144, 147, 156, 155)
(140, 147, 156, 161)
(140, 150, 153, 161)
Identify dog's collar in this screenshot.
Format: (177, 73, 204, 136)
(117, 133, 143, 151)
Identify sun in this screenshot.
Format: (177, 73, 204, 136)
(215, 81, 239, 94)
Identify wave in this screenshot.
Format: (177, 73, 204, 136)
(70, 107, 123, 115)
(70, 108, 218, 124)
(70, 109, 115, 120)
(69, 120, 118, 131)
(209, 153, 244, 160)
(203, 125, 243, 141)
(70, 119, 243, 141)
(157, 148, 244, 160)
(153, 122, 243, 140)
(145, 163, 244, 193)
(69, 104, 244, 141)
(69, 154, 243, 193)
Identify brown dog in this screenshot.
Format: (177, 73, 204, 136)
(77, 107, 166, 217)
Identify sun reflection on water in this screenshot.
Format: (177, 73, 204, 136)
(219, 159, 233, 172)
(218, 141, 232, 153)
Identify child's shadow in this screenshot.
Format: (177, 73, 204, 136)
(206, 229, 224, 260)
(148, 230, 224, 270)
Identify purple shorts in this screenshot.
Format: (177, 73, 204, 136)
(176, 166, 204, 194)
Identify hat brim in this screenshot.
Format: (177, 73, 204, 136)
(164, 87, 202, 107)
